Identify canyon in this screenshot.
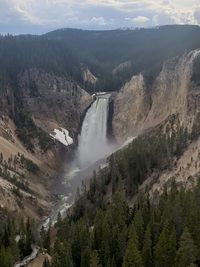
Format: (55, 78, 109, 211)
(0, 26, 200, 267)
(0, 26, 199, 225)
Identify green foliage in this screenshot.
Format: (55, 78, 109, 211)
(52, 241, 73, 267)
(154, 224, 176, 267)
(174, 228, 197, 267)
(1, 25, 200, 94)
(48, 177, 200, 267)
(123, 227, 143, 267)
(20, 155, 39, 173)
(77, 124, 191, 207)
(44, 113, 200, 267)
(142, 224, 152, 267)
(14, 111, 53, 152)
(90, 250, 102, 267)
(0, 215, 34, 265)
(44, 26, 200, 92)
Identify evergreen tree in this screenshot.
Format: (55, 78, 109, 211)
(0, 246, 13, 267)
(123, 231, 143, 267)
(154, 227, 169, 267)
(133, 210, 144, 249)
(168, 226, 176, 267)
(52, 241, 73, 267)
(142, 224, 152, 267)
(90, 250, 102, 267)
(81, 247, 91, 267)
(175, 228, 197, 267)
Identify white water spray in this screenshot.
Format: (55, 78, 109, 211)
(77, 94, 111, 169)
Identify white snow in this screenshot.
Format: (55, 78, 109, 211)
(50, 127, 73, 147)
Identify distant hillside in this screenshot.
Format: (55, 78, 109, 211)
(1, 25, 200, 93)
(43, 25, 200, 90)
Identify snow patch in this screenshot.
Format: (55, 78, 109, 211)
(50, 128, 73, 147)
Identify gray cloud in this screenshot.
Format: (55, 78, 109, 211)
(194, 8, 200, 24)
(0, 0, 199, 34)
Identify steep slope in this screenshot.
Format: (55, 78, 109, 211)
(15, 68, 91, 137)
(113, 49, 200, 143)
(0, 68, 91, 220)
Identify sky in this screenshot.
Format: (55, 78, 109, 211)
(0, 0, 200, 34)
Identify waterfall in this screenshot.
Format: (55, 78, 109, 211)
(77, 93, 111, 169)
(42, 94, 112, 229)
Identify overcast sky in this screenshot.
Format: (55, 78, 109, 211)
(0, 0, 200, 34)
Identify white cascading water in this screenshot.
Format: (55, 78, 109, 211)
(41, 94, 112, 230)
(77, 94, 111, 169)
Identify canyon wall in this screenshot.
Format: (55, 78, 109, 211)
(113, 50, 200, 143)
(0, 68, 91, 219)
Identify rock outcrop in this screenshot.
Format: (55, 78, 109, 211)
(113, 50, 200, 143)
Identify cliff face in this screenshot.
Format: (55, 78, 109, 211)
(17, 69, 91, 137)
(113, 50, 200, 143)
(112, 74, 150, 141)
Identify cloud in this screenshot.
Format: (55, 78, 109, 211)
(126, 16, 150, 24)
(194, 7, 200, 24)
(90, 16, 107, 25)
(0, 0, 199, 34)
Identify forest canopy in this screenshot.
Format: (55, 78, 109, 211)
(1, 25, 200, 92)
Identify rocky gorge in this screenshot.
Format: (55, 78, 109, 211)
(0, 26, 200, 224)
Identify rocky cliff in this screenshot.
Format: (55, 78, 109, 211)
(15, 69, 91, 137)
(112, 50, 200, 198)
(113, 50, 200, 143)
(0, 68, 91, 219)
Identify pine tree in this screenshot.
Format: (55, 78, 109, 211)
(0, 246, 13, 267)
(81, 247, 90, 267)
(106, 256, 117, 267)
(52, 241, 73, 267)
(168, 226, 176, 267)
(175, 228, 197, 267)
(100, 218, 111, 265)
(111, 257, 117, 267)
(154, 228, 168, 267)
(133, 210, 144, 249)
(142, 224, 152, 267)
(123, 230, 143, 267)
(90, 250, 102, 267)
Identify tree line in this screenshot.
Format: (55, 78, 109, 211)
(40, 116, 200, 266)
(43, 179, 200, 267)
(0, 215, 35, 267)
